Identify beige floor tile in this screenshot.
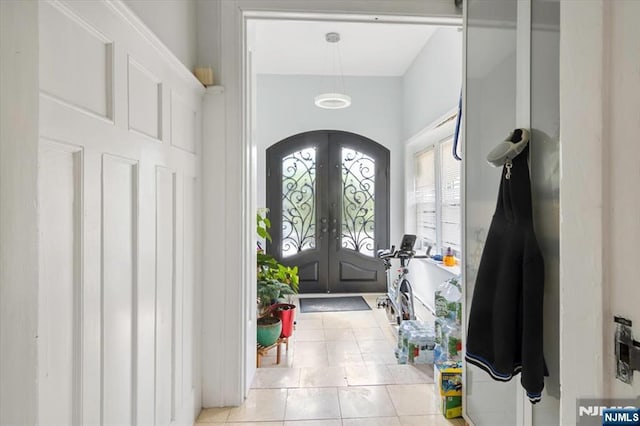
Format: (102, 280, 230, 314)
(326, 340, 361, 355)
(292, 342, 329, 367)
(226, 389, 288, 422)
(386, 364, 432, 384)
(284, 420, 342, 426)
(382, 327, 399, 343)
(345, 364, 394, 386)
(295, 329, 326, 342)
(349, 318, 381, 328)
(195, 407, 231, 423)
(356, 339, 395, 354)
(387, 384, 439, 416)
(352, 327, 386, 341)
(323, 327, 356, 341)
(285, 387, 341, 421)
(324, 311, 375, 324)
(327, 351, 364, 367)
(295, 319, 324, 330)
(362, 294, 384, 304)
(299, 366, 348, 387)
(346, 310, 377, 319)
(293, 351, 330, 368)
(372, 309, 390, 319)
(224, 423, 283, 426)
(413, 363, 435, 380)
(361, 351, 400, 365)
(252, 367, 301, 388)
(399, 415, 465, 425)
(293, 341, 327, 354)
(322, 317, 354, 329)
(244, 294, 438, 425)
(260, 351, 295, 369)
(296, 312, 325, 321)
(342, 416, 402, 426)
(338, 386, 397, 418)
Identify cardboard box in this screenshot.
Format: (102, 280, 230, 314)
(440, 395, 462, 419)
(435, 361, 462, 396)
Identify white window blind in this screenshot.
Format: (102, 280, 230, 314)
(412, 136, 462, 256)
(415, 148, 436, 249)
(440, 139, 461, 254)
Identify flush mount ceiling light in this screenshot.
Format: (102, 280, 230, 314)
(315, 32, 351, 110)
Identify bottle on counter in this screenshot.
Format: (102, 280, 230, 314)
(443, 247, 456, 267)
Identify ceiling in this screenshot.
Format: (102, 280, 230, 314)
(251, 20, 440, 77)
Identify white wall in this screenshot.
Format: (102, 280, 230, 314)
(401, 26, 462, 331)
(0, 2, 39, 424)
(602, 0, 640, 400)
(256, 74, 404, 244)
(124, 0, 197, 71)
(196, 0, 222, 78)
(560, 0, 640, 423)
(0, 1, 204, 424)
(559, 2, 605, 424)
(402, 27, 463, 140)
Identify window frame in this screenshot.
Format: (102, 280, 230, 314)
(405, 110, 461, 258)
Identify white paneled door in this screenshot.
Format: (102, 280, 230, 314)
(36, 1, 204, 425)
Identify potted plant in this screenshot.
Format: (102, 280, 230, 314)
(256, 210, 299, 346)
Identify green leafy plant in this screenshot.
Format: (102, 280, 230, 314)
(257, 212, 272, 243)
(257, 209, 299, 316)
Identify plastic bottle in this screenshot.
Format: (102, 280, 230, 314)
(447, 325, 462, 362)
(415, 333, 435, 364)
(407, 329, 417, 363)
(397, 321, 414, 361)
(443, 247, 456, 267)
(398, 345, 408, 364)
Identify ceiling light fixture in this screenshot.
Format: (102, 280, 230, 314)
(315, 32, 351, 110)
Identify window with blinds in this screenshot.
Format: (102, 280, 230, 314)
(440, 139, 461, 255)
(415, 148, 436, 249)
(413, 137, 461, 256)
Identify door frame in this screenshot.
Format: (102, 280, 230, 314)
(460, 0, 533, 425)
(205, 0, 462, 407)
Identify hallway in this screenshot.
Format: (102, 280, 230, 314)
(196, 295, 464, 425)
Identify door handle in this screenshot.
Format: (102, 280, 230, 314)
(331, 228, 339, 240)
(330, 217, 338, 239)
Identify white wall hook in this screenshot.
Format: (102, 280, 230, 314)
(486, 128, 530, 167)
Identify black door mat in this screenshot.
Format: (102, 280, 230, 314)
(298, 296, 371, 313)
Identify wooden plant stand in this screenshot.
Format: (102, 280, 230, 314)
(256, 337, 289, 368)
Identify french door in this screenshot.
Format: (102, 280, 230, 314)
(266, 130, 389, 293)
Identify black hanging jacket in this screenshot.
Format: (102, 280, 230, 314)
(465, 145, 547, 404)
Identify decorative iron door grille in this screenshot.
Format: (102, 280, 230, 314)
(266, 131, 389, 293)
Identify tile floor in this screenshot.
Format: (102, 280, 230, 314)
(196, 294, 465, 426)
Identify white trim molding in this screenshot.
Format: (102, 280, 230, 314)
(209, 0, 461, 407)
(559, 1, 605, 424)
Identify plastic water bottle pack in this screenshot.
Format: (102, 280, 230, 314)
(396, 320, 436, 364)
